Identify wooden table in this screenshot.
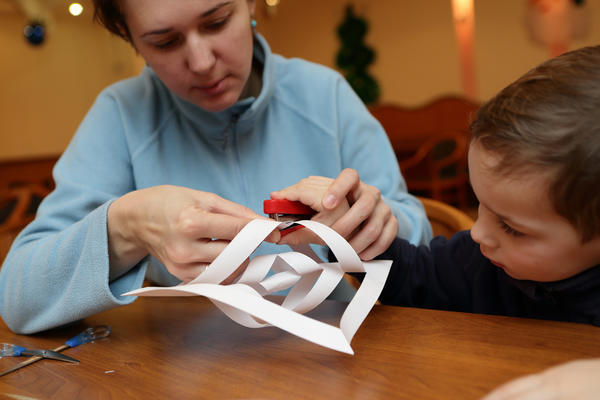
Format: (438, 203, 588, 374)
(1, 297, 599, 399)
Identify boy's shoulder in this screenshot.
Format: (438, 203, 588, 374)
(537, 263, 600, 326)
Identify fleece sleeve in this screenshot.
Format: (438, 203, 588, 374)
(334, 77, 432, 246)
(0, 91, 147, 334)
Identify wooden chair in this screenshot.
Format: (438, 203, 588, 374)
(399, 132, 470, 209)
(417, 196, 474, 238)
(0, 156, 57, 190)
(0, 156, 57, 263)
(369, 96, 479, 209)
(0, 184, 52, 263)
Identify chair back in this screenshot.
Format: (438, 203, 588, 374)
(0, 184, 52, 263)
(418, 197, 474, 238)
(0, 156, 56, 263)
(369, 96, 479, 208)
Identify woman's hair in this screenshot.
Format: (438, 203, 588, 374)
(470, 45, 600, 242)
(92, 0, 131, 42)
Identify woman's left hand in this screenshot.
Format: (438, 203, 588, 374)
(270, 169, 398, 260)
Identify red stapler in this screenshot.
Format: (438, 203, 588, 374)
(263, 199, 316, 236)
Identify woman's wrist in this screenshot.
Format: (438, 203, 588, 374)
(107, 193, 148, 277)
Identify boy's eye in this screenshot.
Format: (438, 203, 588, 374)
(499, 220, 523, 237)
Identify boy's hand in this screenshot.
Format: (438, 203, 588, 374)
(482, 358, 600, 400)
(270, 169, 398, 260)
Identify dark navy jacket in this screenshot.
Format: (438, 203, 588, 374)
(371, 231, 600, 326)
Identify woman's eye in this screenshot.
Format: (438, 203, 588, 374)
(499, 221, 523, 237)
(205, 17, 229, 31)
(154, 38, 178, 50)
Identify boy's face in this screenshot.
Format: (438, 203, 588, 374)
(468, 141, 600, 282)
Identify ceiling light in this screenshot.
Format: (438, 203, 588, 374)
(68, 3, 83, 16)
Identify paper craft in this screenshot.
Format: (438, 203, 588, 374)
(124, 219, 391, 354)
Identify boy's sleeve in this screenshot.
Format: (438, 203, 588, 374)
(376, 232, 479, 311)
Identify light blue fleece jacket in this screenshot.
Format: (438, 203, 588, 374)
(0, 34, 431, 334)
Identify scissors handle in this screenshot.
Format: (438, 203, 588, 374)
(65, 325, 111, 348)
(0, 344, 27, 357)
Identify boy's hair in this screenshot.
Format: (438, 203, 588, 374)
(470, 46, 600, 242)
(92, 0, 131, 42)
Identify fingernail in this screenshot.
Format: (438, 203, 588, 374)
(323, 194, 336, 208)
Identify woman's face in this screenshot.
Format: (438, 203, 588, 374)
(122, 0, 256, 112)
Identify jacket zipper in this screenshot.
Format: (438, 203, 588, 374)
(221, 114, 240, 150)
(223, 114, 248, 205)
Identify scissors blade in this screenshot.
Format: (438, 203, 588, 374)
(21, 349, 79, 364)
(0, 355, 43, 377)
(0, 345, 78, 377)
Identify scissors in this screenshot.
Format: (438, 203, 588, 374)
(264, 199, 316, 236)
(0, 325, 111, 377)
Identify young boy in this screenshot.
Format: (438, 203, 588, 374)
(375, 45, 600, 325)
(274, 45, 600, 326)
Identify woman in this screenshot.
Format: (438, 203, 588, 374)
(0, 0, 430, 334)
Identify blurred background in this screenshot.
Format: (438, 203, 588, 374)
(1, 0, 599, 161)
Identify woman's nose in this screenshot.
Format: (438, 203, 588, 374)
(186, 34, 216, 73)
(470, 206, 499, 249)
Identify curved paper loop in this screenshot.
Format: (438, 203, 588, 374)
(125, 219, 391, 354)
(189, 220, 283, 284)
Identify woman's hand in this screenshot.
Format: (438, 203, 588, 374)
(107, 185, 278, 283)
(482, 358, 600, 400)
(270, 169, 398, 260)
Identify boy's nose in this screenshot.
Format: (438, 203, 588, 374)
(470, 206, 499, 249)
(186, 35, 216, 74)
